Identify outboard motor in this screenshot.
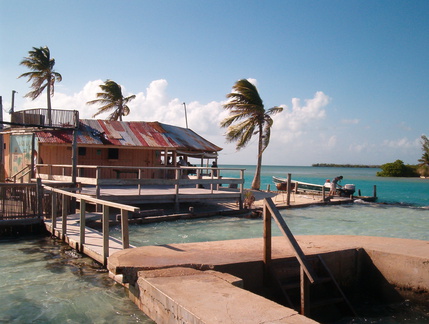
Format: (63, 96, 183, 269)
(338, 184, 356, 197)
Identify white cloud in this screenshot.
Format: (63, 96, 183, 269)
(274, 91, 330, 142)
(382, 137, 420, 149)
(341, 119, 359, 124)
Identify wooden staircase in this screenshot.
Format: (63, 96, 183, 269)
(269, 254, 357, 322)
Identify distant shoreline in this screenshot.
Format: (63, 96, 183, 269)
(312, 163, 381, 168)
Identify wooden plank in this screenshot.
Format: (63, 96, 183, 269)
(264, 198, 316, 283)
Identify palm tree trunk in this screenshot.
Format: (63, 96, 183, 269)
(251, 125, 263, 190)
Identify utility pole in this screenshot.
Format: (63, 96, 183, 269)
(10, 90, 17, 114)
(183, 102, 188, 129)
(0, 96, 4, 181)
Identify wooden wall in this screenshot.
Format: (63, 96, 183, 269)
(39, 144, 164, 179)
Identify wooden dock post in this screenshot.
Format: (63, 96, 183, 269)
(102, 205, 110, 265)
(373, 185, 377, 198)
(121, 209, 130, 249)
(79, 200, 86, 253)
(286, 173, 292, 206)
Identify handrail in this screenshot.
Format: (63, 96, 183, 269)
(44, 184, 139, 265)
(263, 197, 316, 283)
(43, 185, 140, 212)
(8, 165, 31, 183)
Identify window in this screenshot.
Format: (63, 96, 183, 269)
(108, 148, 119, 160)
(78, 147, 87, 156)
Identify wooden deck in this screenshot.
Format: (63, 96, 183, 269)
(79, 184, 243, 205)
(44, 213, 130, 265)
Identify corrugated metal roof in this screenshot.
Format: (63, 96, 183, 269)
(36, 119, 222, 152)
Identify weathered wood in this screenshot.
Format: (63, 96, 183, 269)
(264, 198, 316, 283)
(61, 194, 68, 240)
(51, 191, 57, 228)
(121, 209, 129, 249)
(300, 266, 311, 316)
(79, 200, 86, 253)
(286, 173, 292, 206)
(263, 203, 272, 266)
(44, 185, 140, 212)
(102, 205, 110, 265)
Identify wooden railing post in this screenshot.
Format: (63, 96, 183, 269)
(300, 266, 311, 316)
(174, 168, 180, 211)
(36, 178, 43, 217)
(51, 191, 57, 229)
(61, 194, 68, 240)
(138, 169, 142, 195)
(263, 202, 272, 266)
(95, 167, 101, 199)
(121, 209, 130, 249)
(286, 173, 292, 206)
(79, 199, 86, 253)
(102, 205, 110, 265)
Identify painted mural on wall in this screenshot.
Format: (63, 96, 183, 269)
(10, 135, 37, 175)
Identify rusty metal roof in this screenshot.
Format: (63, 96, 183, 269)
(36, 119, 222, 152)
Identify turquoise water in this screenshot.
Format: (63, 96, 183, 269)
(1, 165, 428, 323)
(0, 236, 154, 323)
(221, 165, 429, 207)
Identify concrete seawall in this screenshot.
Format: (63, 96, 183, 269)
(108, 235, 429, 323)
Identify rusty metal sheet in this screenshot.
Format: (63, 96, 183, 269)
(36, 119, 222, 152)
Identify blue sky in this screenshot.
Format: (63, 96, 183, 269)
(1, 0, 428, 166)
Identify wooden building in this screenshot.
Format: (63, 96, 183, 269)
(2, 115, 222, 180)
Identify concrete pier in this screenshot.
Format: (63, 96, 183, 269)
(108, 235, 429, 323)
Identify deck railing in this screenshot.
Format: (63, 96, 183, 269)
(11, 108, 79, 128)
(263, 197, 317, 315)
(44, 185, 139, 265)
(0, 182, 43, 220)
(36, 164, 245, 198)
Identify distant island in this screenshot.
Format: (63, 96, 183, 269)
(312, 163, 381, 168)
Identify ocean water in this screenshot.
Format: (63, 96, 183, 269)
(1, 165, 428, 323)
(0, 235, 154, 324)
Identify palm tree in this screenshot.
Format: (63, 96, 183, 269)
(87, 80, 136, 121)
(19, 46, 62, 126)
(221, 79, 283, 190)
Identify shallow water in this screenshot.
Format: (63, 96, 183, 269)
(0, 236, 153, 323)
(1, 166, 428, 323)
(111, 203, 429, 246)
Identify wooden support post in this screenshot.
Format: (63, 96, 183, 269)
(138, 169, 142, 195)
(300, 266, 311, 316)
(95, 167, 101, 199)
(263, 202, 272, 285)
(322, 186, 326, 201)
(263, 203, 272, 265)
(102, 205, 110, 265)
(238, 170, 244, 210)
(61, 194, 67, 240)
(373, 185, 377, 198)
(174, 168, 180, 212)
(36, 178, 43, 217)
(286, 173, 292, 206)
(121, 209, 129, 249)
(96, 167, 101, 212)
(70, 129, 77, 213)
(79, 199, 86, 253)
(51, 191, 57, 229)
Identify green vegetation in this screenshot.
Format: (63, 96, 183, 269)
(376, 160, 419, 177)
(87, 79, 136, 121)
(18, 46, 62, 126)
(312, 163, 380, 168)
(221, 79, 283, 190)
(417, 135, 429, 177)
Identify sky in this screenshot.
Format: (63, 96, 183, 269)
(1, 0, 428, 166)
